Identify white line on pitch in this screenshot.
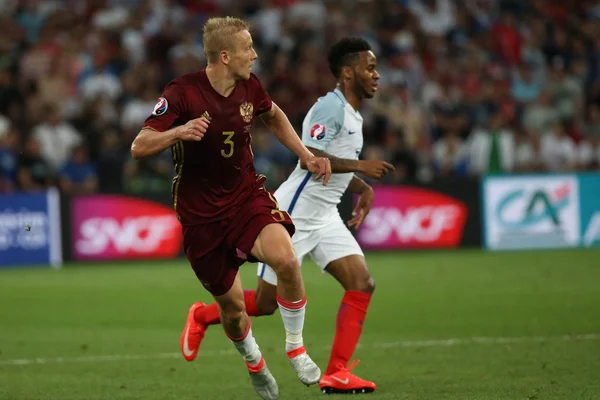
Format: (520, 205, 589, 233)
(1, 333, 598, 367)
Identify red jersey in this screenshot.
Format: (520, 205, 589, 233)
(143, 69, 273, 225)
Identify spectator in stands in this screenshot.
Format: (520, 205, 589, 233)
(0, 119, 19, 192)
(32, 104, 82, 172)
(97, 129, 127, 194)
(387, 136, 419, 183)
(511, 61, 543, 107)
(578, 104, 600, 169)
(123, 149, 172, 194)
(578, 131, 600, 170)
(371, 76, 427, 151)
(514, 129, 544, 172)
(522, 88, 558, 136)
(491, 10, 522, 65)
(17, 136, 53, 191)
(541, 122, 578, 172)
(467, 111, 515, 175)
(59, 143, 98, 195)
(432, 131, 469, 177)
(408, 0, 456, 38)
(430, 79, 470, 140)
(546, 57, 584, 124)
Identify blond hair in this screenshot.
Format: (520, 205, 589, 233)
(203, 17, 249, 63)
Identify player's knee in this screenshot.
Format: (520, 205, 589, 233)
(270, 253, 300, 279)
(352, 274, 376, 294)
(221, 307, 245, 326)
(219, 299, 246, 326)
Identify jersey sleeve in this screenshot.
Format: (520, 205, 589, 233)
(249, 74, 273, 116)
(143, 82, 187, 132)
(301, 95, 344, 151)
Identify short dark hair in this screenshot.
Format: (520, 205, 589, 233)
(328, 37, 372, 79)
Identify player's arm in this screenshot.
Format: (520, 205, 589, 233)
(131, 126, 181, 159)
(298, 96, 392, 179)
(306, 147, 395, 180)
(260, 103, 313, 163)
(347, 175, 374, 230)
(131, 122, 207, 160)
(131, 85, 209, 160)
(260, 102, 331, 184)
(348, 175, 371, 195)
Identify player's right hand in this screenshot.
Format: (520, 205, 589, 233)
(359, 160, 395, 179)
(176, 117, 209, 141)
(305, 156, 332, 186)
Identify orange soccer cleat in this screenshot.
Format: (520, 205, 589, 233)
(319, 360, 376, 395)
(180, 302, 208, 361)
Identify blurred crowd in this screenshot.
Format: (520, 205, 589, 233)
(1, 0, 600, 196)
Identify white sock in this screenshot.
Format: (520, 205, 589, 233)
(229, 326, 263, 368)
(277, 295, 306, 353)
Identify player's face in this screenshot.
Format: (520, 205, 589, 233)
(353, 51, 379, 99)
(229, 30, 258, 80)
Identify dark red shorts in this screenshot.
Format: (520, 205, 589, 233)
(183, 188, 294, 296)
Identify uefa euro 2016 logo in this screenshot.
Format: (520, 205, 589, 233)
(310, 124, 326, 140)
(152, 97, 168, 116)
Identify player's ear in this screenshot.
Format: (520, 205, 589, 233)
(341, 65, 353, 80)
(220, 50, 230, 65)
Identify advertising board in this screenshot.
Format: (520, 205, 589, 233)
(482, 175, 581, 250)
(355, 182, 478, 250)
(0, 189, 62, 267)
(71, 195, 182, 261)
(577, 174, 600, 248)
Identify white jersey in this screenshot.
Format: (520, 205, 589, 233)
(274, 88, 364, 228)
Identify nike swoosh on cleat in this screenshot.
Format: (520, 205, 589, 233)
(183, 325, 195, 357)
(332, 376, 349, 385)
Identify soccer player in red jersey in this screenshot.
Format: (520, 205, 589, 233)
(188, 37, 392, 395)
(131, 17, 331, 400)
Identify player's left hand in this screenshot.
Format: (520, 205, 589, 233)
(305, 156, 332, 186)
(347, 186, 374, 230)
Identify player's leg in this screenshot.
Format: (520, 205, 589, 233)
(187, 289, 266, 330)
(254, 229, 312, 315)
(212, 272, 278, 400)
(180, 216, 272, 362)
(324, 255, 375, 373)
(180, 229, 278, 400)
(251, 223, 321, 386)
(311, 221, 377, 394)
(188, 244, 294, 334)
(254, 266, 279, 314)
(178, 223, 265, 361)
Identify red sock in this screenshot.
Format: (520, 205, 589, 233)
(325, 291, 372, 375)
(194, 290, 261, 326)
(243, 290, 260, 317)
(194, 303, 220, 325)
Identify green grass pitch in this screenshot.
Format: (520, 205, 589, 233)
(1, 249, 599, 399)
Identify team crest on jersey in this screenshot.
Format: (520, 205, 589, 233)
(240, 102, 253, 123)
(310, 123, 326, 140)
(152, 97, 168, 116)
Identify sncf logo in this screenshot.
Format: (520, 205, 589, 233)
(356, 187, 468, 249)
(72, 196, 182, 260)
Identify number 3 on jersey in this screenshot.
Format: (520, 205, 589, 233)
(221, 131, 235, 158)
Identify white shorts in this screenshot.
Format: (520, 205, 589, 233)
(257, 217, 364, 285)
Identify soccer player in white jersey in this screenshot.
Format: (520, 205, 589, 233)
(187, 37, 394, 394)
